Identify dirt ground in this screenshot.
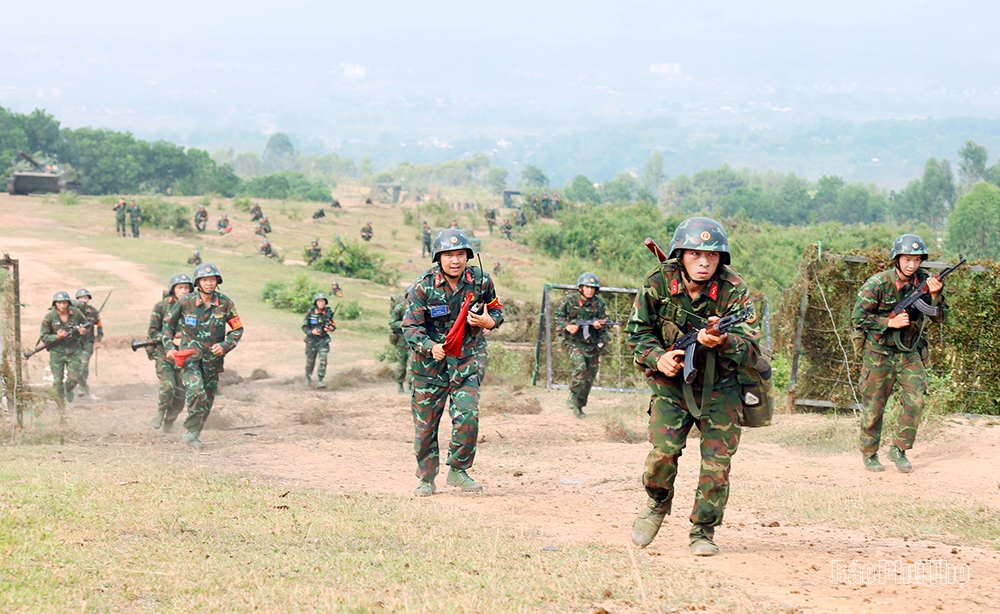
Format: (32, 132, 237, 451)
(4, 201, 1000, 613)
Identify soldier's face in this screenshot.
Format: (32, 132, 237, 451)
(682, 250, 720, 282)
(581, 286, 596, 298)
(78, 296, 90, 304)
(54, 300, 69, 314)
(439, 250, 468, 279)
(316, 299, 327, 309)
(173, 284, 191, 299)
(897, 255, 922, 277)
(198, 277, 218, 294)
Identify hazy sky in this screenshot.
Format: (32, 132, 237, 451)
(1, 0, 930, 41)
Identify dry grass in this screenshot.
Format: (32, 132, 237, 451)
(603, 418, 646, 444)
(480, 390, 543, 416)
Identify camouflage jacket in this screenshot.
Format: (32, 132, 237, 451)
(40, 306, 87, 354)
(308, 247, 321, 262)
(127, 205, 142, 221)
(626, 259, 761, 395)
(556, 293, 608, 354)
(301, 306, 336, 345)
(852, 268, 945, 354)
(113, 203, 127, 220)
(161, 290, 244, 366)
(389, 299, 407, 347)
(75, 302, 104, 345)
(402, 265, 503, 386)
(147, 295, 180, 361)
(422, 227, 432, 242)
(195, 209, 208, 221)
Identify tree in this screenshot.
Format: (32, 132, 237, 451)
(958, 139, 988, 188)
(641, 151, 665, 193)
(520, 164, 548, 187)
(359, 154, 373, 180)
(262, 133, 295, 172)
(813, 175, 845, 223)
(947, 181, 1000, 259)
(565, 174, 599, 203)
(600, 172, 639, 203)
(487, 166, 508, 195)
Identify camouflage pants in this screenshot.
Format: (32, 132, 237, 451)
(130, 220, 140, 237)
(642, 385, 742, 530)
(79, 342, 94, 394)
(411, 375, 480, 479)
(116, 218, 127, 236)
(567, 346, 599, 408)
(49, 349, 82, 402)
(181, 358, 221, 435)
(422, 239, 432, 258)
(195, 219, 206, 232)
(155, 358, 186, 424)
(476, 348, 489, 386)
(393, 343, 409, 385)
(860, 349, 925, 455)
(305, 341, 330, 379)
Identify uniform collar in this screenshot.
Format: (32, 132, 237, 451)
(433, 266, 474, 288)
(668, 267, 718, 301)
(195, 294, 220, 308)
(894, 271, 918, 291)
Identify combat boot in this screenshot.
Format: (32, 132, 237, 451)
(162, 420, 175, 434)
(414, 478, 436, 497)
(863, 453, 885, 472)
(182, 431, 204, 450)
(888, 445, 913, 473)
(152, 410, 165, 430)
(689, 525, 719, 557)
(631, 500, 668, 548)
(447, 468, 483, 492)
(315, 378, 326, 389)
(305, 375, 312, 388)
(397, 382, 406, 394)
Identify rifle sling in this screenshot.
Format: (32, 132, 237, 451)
(682, 349, 715, 420)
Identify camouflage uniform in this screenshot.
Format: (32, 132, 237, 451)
(114, 200, 127, 236)
(421, 225, 433, 257)
(627, 218, 760, 549)
(194, 207, 208, 232)
(389, 296, 410, 390)
(500, 221, 513, 240)
(556, 282, 607, 414)
(250, 203, 263, 221)
(402, 244, 503, 482)
(147, 279, 191, 430)
(127, 202, 142, 237)
(852, 240, 945, 459)
(474, 330, 489, 385)
(307, 242, 322, 264)
(74, 291, 103, 397)
(161, 264, 243, 438)
(40, 298, 87, 403)
(361, 223, 373, 241)
(484, 209, 497, 234)
(302, 297, 336, 385)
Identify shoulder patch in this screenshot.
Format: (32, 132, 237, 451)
(744, 298, 758, 324)
(708, 282, 719, 301)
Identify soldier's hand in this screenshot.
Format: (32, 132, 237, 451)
(927, 275, 943, 298)
(888, 312, 910, 329)
(593, 319, 605, 330)
(166, 349, 177, 361)
(566, 324, 579, 335)
(657, 349, 686, 378)
(56, 329, 69, 339)
(210, 343, 225, 356)
(77, 325, 88, 335)
(468, 311, 495, 330)
(431, 343, 446, 360)
(698, 317, 727, 348)
(312, 328, 322, 336)
(93, 341, 100, 349)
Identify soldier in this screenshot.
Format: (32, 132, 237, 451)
(493, 260, 503, 276)
(39, 291, 88, 403)
(484, 208, 497, 234)
(402, 229, 503, 496)
(74, 288, 104, 400)
(194, 205, 209, 232)
(148, 274, 193, 432)
(161, 263, 244, 449)
(421, 221, 433, 258)
(187, 250, 202, 266)
(259, 238, 276, 258)
(331, 198, 342, 209)
(127, 199, 142, 238)
(307, 239, 322, 264)
(330, 280, 344, 298)
(389, 293, 410, 394)
(255, 216, 271, 235)
(556, 273, 608, 418)
(113, 198, 128, 237)
(449, 219, 459, 229)
(626, 217, 761, 556)
(515, 208, 527, 227)
(303, 292, 336, 388)
(852, 234, 944, 473)
(217, 213, 231, 234)
(361, 221, 373, 241)
(541, 193, 551, 217)
(250, 202, 263, 221)
(500, 219, 513, 240)
(312, 207, 326, 219)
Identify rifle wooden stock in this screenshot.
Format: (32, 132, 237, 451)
(644, 237, 668, 263)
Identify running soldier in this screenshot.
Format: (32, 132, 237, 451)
(307, 239, 322, 264)
(194, 206, 209, 232)
(74, 288, 104, 400)
(389, 293, 410, 394)
(402, 229, 503, 496)
(626, 217, 761, 556)
(421, 222, 433, 257)
(127, 199, 142, 238)
(500, 219, 513, 240)
(556, 273, 608, 417)
(161, 263, 244, 449)
(39, 291, 88, 404)
(113, 198, 128, 236)
(302, 292, 336, 388)
(484, 208, 497, 234)
(852, 234, 945, 473)
(148, 273, 193, 432)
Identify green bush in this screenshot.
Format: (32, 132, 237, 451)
(138, 197, 191, 234)
(57, 191, 79, 206)
(232, 196, 252, 212)
(239, 171, 332, 203)
(262, 273, 324, 313)
(310, 239, 399, 286)
(337, 299, 365, 320)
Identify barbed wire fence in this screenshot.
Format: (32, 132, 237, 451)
(776, 244, 999, 416)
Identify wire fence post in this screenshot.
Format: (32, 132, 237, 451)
(786, 275, 809, 414)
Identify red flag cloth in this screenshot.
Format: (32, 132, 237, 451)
(173, 348, 197, 368)
(443, 294, 474, 357)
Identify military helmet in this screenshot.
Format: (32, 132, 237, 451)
(667, 217, 731, 265)
(75, 288, 92, 299)
(312, 292, 328, 305)
(311, 238, 319, 245)
(169, 273, 193, 293)
(890, 234, 928, 261)
(192, 250, 200, 256)
(193, 263, 223, 285)
(52, 291, 71, 305)
(431, 228, 474, 262)
(576, 272, 600, 288)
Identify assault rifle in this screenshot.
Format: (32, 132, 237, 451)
(24, 291, 112, 360)
(130, 339, 157, 352)
(643, 306, 752, 385)
(572, 319, 620, 349)
(891, 255, 967, 319)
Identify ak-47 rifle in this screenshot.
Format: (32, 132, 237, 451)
(572, 319, 620, 347)
(891, 255, 967, 319)
(24, 291, 112, 360)
(323, 304, 339, 332)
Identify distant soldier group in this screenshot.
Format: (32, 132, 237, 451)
(112, 198, 141, 237)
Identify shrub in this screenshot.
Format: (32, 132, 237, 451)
(57, 191, 80, 206)
(261, 273, 324, 312)
(138, 197, 191, 234)
(310, 239, 399, 286)
(337, 299, 365, 320)
(232, 196, 252, 212)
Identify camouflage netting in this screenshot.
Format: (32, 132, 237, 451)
(0, 264, 23, 424)
(775, 244, 1000, 415)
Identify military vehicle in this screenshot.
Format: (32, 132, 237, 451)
(6, 152, 79, 195)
